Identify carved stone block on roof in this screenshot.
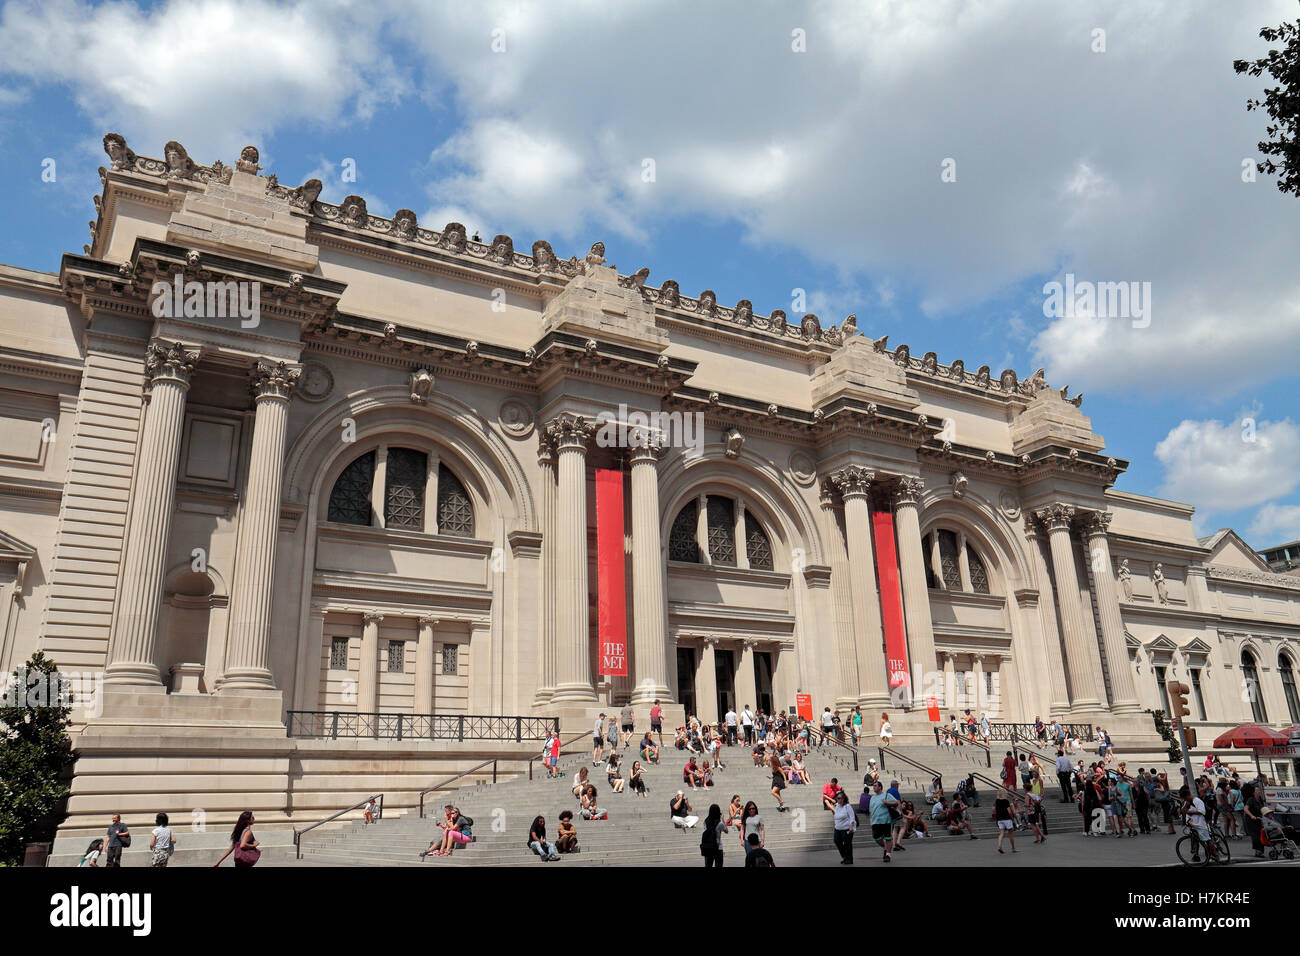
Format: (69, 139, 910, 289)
(894, 344, 910, 367)
(488, 234, 514, 264)
(697, 290, 717, 316)
(950, 359, 965, 381)
(922, 351, 938, 374)
(441, 222, 467, 252)
(532, 240, 559, 272)
(339, 195, 369, 228)
(103, 133, 137, 171)
(163, 141, 196, 180)
(391, 210, 418, 239)
(976, 365, 991, 388)
(734, 299, 753, 326)
(660, 280, 680, 307)
(289, 178, 322, 211)
(800, 313, 821, 341)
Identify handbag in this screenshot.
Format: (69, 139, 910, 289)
(234, 843, 261, 865)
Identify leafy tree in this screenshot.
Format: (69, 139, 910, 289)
(1234, 6, 1300, 196)
(0, 652, 76, 865)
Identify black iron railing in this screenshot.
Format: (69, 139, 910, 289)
(294, 793, 383, 859)
(987, 722, 1094, 743)
(287, 711, 559, 742)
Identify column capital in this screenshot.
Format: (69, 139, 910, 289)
(629, 430, 663, 463)
(818, 478, 839, 511)
(1078, 509, 1113, 539)
(250, 360, 302, 402)
(829, 465, 875, 500)
(892, 476, 925, 506)
(537, 430, 556, 467)
(740, 637, 758, 650)
(143, 339, 200, 394)
(363, 610, 385, 625)
(1034, 502, 1076, 532)
(418, 614, 440, 627)
(543, 412, 594, 451)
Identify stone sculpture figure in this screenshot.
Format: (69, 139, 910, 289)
(1118, 559, 1133, 601)
(1153, 563, 1169, 604)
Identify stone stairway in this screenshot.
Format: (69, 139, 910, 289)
(284, 739, 1009, 867)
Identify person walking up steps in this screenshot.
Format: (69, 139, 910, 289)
(994, 788, 1018, 854)
(741, 704, 755, 745)
(833, 790, 856, 864)
(650, 699, 664, 747)
(593, 714, 606, 765)
(769, 751, 788, 812)
(620, 703, 634, 749)
(1056, 749, 1073, 802)
(868, 781, 896, 862)
(700, 804, 727, 867)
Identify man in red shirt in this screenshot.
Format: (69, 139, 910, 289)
(548, 731, 562, 778)
(822, 777, 842, 811)
(650, 700, 664, 747)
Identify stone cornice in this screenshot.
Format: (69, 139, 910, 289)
(1207, 563, 1300, 593)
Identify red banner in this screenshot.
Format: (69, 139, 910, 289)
(871, 506, 911, 690)
(595, 468, 628, 677)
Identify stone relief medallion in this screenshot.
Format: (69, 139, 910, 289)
(295, 361, 334, 402)
(788, 451, 817, 486)
(998, 491, 1021, 520)
(498, 398, 535, 438)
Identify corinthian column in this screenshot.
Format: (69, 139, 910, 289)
(105, 341, 199, 686)
(534, 436, 557, 705)
(1036, 503, 1101, 711)
(221, 361, 301, 691)
(892, 477, 938, 681)
(831, 465, 890, 709)
(1080, 511, 1140, 713)
(629, 435, 670, 704)
(820, 479, 860, 711)
(547, 413, 597, 703)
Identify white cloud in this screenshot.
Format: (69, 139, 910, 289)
(0, 0, 407, 161)
(1154, 415, 1300, 513)
(1248, 503, 1300, 546)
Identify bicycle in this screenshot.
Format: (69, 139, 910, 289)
(1175, 823, 1230, 866)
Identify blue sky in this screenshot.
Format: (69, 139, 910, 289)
(2, 0, 1299, 548)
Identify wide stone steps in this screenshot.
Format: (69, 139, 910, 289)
(287, 743, 1011, 866)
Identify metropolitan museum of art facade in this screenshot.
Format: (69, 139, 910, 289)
(2, 136, 1299, 832)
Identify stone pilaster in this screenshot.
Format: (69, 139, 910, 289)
(221, 361, 301, 691)
(830, 465, 890, 709)
(1080, 511, 1140, 713)
(735, 638, 759, 713)
(629, 435, 671, 704)
(358, 611, 383, 713)
(891, 477, 938, 682)
(696, 637, 719, 724)
(534, 436, 557, 705)
(105, 341, 199, 686)
(547, 413, 597, 703)
(1036, 503, 1101, 711)
(416, 615, 438, 713)
(1023, 517, 1072, 717)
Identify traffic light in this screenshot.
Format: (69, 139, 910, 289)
(1168, 681, 1192, 720)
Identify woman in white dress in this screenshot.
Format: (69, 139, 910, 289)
(879, 712, 894, 746)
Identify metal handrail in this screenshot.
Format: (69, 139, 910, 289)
(932, 725, 994, 768)
(528, 731, 594, 780)
(875, 745, 945, 788)
(293, 793, 383, 859)
(287, 710, 558, 741)
(418, 757, 504, 819)
(813, 727, 860, 771)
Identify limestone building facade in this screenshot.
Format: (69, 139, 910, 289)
(3, 136, 1300, 834)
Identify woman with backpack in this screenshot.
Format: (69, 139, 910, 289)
(700, 804, 727, 867)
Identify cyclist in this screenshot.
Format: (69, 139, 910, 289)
(1179, 784, 1212, 862)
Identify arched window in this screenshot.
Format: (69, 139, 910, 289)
(745, 511, 774, 571)
(706, 497, 736, 567)
(436, 464, 474, 537)
(926, 527, 992, 594)
(384, 447, 426, 530)
(328, 451, 375, 526)
(667, 496, 775, 570)
(1280, 651, 1300, 724)
(326, 447, 475, 537)
(668, 500, 700, 562)
(1241, 649, 1268, 724)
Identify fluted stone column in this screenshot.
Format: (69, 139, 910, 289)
(358, 611, 382, 713)
(696, 638, 719, 724)
(106, 341, 199, 686)
(221, 361, 301, 691)
(1024, 517, 1072, 717)
(929, 532, 946, 589)
(820, 480, 861, 711)
(831, 466, 890, 709)
(735, 638, 759, 713)
(1081, 511, 1140, 713)
(942, 654, 956, 711)
(892, 478, 938, 682)
(1037, 504, 1101, 711)
(972, 654, 985, 711)
(534, 437, 557, 704)
(630, 436, 670, 704)
(548, 413, 597, 703)
(416, 615, 438, 713)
